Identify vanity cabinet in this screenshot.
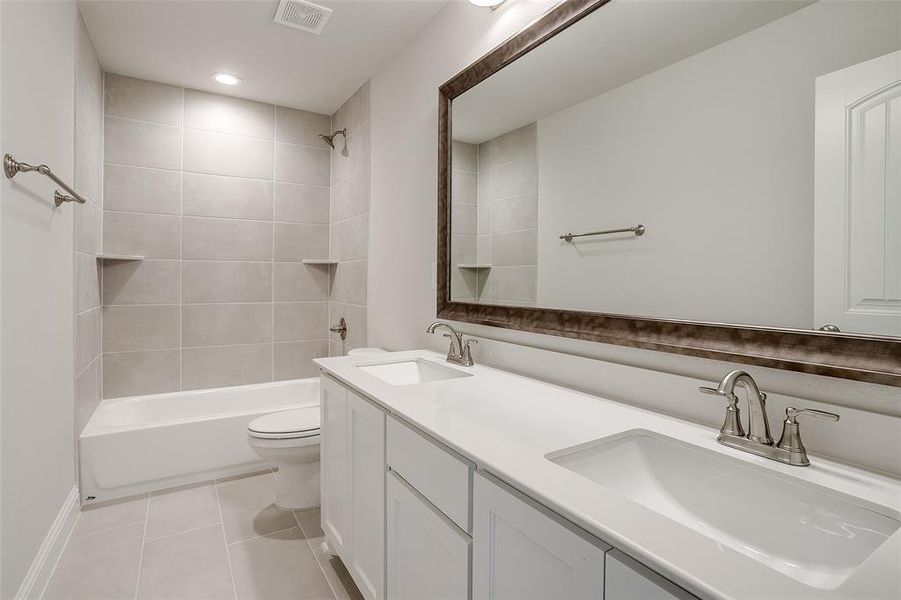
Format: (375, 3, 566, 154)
(473, 472, 608, 599)
(605, 551, 694, 600)
(386, 470, 471, 599)
(320, 375, 385, 600)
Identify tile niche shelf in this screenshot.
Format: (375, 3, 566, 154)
(97, 254, 144, 261)
(302, 259, 339, 266)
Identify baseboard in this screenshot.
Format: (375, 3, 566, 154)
(14, 486, 80, 600)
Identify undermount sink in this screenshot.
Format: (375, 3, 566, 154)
(547, 430, 899, 589)
(357, 359, 472, 386)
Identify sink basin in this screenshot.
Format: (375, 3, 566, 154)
(357, 359, 472, 386)
(547, 430, 899, 589)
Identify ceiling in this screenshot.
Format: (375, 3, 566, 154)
(79, 0, 447, 115)
(453, 0, 813, 143)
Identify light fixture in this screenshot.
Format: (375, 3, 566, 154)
(211, 72, 241, 86)
(468, 0, 505, 7)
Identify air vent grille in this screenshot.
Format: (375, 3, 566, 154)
(274, 0, 333, 35)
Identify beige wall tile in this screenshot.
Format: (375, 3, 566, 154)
(75, 196, 102, 254)
(182, 303, 272, 347)
(482, 266, 537, 303)
(75, 307, 101, 374)
(491, 229, 536, 266)
(276, 107, 330, 146)
(332, 81, 369, 135)
(75, 357, 101, 432)
(104, 164, 181, 215)
(331, 168, 369, 222)
(182, 217, 272, 261)
(184, 89, 274, 139)
(275, 143, 330, 185)
(330, 260, 367, 305)
(488, 193, 537, 234)
(182, 344, 272, 390)
(329, 302, 366, 350)
(273, 263, 330, 302)
(103, 350, 180, 399)
(274, 302, 328, 342)
(331, 213, 369, 261)
(102, 260, 180, 305)
(451, 234, 476, 265)
(491, 158, 537, 200)
(183, 129, 274, 180)
(274, 183, 329, 224)
(273, 341, 328, 380)
(332, 124, 369, 184)
(77, 13, 103, 97)
(274, 223, 328, 261)
(103, 305, 179, 352)
(452, 170, 477, 205)
(452, 202, 477, 236)
(182, 261, 272, 303)
(183, 173, 273, 220)
(103, 211, 181, 259)
(104, 117, 182, 170)
(75, 121, 102, 203)
(75, 251, 101, 313)
(452, 141, 478, 173)
(105, 73, 183, 126)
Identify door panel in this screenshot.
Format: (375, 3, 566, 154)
(320, 375, 350, 555)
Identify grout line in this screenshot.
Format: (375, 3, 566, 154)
(105, 207, 330, 227)
(213, 482, 240, 599)
(133, 494, 151, 600)
(179, 86, 185, 393)
(224, 523, 300, 548)
(143, 521, 223, 545)
(292, 510, 340, 600)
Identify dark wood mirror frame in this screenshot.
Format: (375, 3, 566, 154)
(436, 0, 901, 387)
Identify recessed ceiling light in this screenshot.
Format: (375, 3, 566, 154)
(212, 72, 241, 86)
(468, 0, 505, 7)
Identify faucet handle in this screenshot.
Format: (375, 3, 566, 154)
(776, 406, 840, 466)
(460, 338, 478, 367)
(699, 385, 744, 438)
(441, 334, 460, 359)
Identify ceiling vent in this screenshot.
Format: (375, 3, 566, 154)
(274, 0, 333, 35)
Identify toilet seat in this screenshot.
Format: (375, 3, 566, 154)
(248, 407, 320, 440)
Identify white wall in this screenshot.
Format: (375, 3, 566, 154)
(536, 1, 901, 329)
(0, 1, 77, 596)
(367, 0, 901, 475)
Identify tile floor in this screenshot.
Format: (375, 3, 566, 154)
(43, 471, 363, 600)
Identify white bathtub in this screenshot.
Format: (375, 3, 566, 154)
(79, 378, 320, 504)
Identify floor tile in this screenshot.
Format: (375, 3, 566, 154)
(137, 524, 235, 600)
(71, 494, 148, 537)
(145, 482, 221, 541)
(43, 522, 143, 599)
(295, 509, 363, 600)
(229, 527, 334, 600)
(216, 472, 297, 543)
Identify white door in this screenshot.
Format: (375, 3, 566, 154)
(321, 375, 350, 556)
(349, 390, 386, 600)
(815, 50, 901, 335)
(472, 473, 606, 600)
(386, 471, 471, 599)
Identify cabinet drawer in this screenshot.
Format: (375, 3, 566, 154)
(387, 471, 471, 599)
(387, 416, 473, 532)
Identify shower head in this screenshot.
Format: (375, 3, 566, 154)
(318, 128, 347, 149)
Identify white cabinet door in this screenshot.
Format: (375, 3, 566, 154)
(473, 473, 606, 600)
(349, 390, 386, 600)
(321, 375, 350, 556)
(815, 49, 901, 335)
(386, 470, 471, 600)
(605, 551, 695, 600)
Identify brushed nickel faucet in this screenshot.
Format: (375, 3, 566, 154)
(700, 370, 839, 466)
(426, 321, 477, 367)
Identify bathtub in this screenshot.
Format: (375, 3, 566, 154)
(79, 378, 320, 504)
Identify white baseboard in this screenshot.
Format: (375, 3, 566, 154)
(14, 486, 80, 600)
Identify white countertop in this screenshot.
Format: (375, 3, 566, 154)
(315, 350, 901, 600)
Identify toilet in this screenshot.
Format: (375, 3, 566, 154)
(247, 406, 321, 510)
(247, 347, 387, 510)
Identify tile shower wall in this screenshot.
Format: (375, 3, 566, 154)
(101, 74, 333, 398)
(74, 12, 104, 428)
(328, 82, 370, 355)
(450, 123, 538, 305)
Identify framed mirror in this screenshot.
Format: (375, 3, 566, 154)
(437, 0, 901, 386)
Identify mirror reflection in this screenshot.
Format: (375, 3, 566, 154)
(450, 0, 901, 338)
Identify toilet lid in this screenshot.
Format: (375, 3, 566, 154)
(248, 407, 320, 438)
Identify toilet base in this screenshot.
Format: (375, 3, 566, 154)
(275, 461, 320, 510)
